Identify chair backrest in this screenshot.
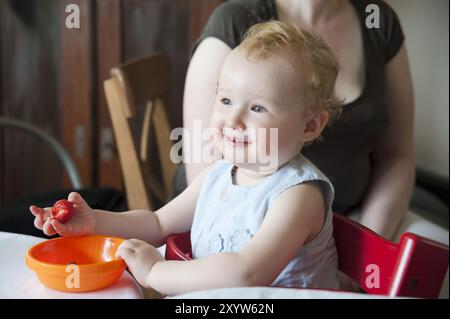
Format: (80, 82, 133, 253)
(104, 52, 177, 211)
(165, 213, 449, 298)
(333, 213, 448, 298)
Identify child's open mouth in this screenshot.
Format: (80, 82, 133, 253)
(224, 135, 250, 147)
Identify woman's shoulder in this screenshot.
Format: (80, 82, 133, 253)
(196, 0, 276, 50)
(351, 0, 404, 62)
(351, 0, 400, 20)
(211, 0, 275, 21)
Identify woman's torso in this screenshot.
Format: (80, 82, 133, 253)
(274, 0, 365, 105)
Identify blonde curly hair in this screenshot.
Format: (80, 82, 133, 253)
(238, 20, 343, 122)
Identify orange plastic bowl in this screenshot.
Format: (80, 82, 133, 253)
(26, 235, 126, 292)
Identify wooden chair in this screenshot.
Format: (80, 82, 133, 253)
(165, 213, 449, 298)
(104, 53, 177, 211)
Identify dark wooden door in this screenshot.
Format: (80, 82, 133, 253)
(0, 0, 63, 202)
(0, 0, 224, 204)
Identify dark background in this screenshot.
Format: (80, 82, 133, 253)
(0, 0, 225, 204)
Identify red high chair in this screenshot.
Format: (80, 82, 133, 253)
(165, 213, 449, 298)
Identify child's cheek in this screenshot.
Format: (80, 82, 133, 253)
(255, 127, 277, 155)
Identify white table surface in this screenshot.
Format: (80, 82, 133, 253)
(0, 231, 144, 299)
(170, 287, 399, 299)
(1, 231, 406, 299)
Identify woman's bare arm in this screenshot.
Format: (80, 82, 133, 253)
(183, 37, 231, 184)
(359, 44, 415, 239)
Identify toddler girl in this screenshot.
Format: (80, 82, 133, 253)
(30, 21, 342, 296)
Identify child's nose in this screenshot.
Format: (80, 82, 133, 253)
(225, 109, 246, 130)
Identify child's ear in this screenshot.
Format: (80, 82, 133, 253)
(300, 111, 329, 143)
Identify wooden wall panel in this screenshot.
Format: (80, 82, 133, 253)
(59, 0, 94, 189)
(0, 0, 225, 205)
(0, 0, 4, 203)
(95, 0, 224, 192)
(122, 0, 224, 130)
(123, 0, 183, 130)
(0, 0, 62, 203)
(96, 0, 123, 189)
(188, 0, 225, 46)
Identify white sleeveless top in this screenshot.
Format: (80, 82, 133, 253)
(190, 154, 339, 289)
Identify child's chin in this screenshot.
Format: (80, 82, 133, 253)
(224, 157, 278, 172)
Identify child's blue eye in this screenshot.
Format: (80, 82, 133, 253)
(251, 105, 267, 113)
(221, 98, 232, 106)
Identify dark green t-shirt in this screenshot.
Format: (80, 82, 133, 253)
(189, 0, 405, 212)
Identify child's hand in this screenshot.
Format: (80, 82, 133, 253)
(115, 239, 164, 288)
(29, 192, 96, 237)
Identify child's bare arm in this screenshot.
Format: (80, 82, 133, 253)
(92, 164, 214, 245)
(31, 165, 213, 245)
(146, 182, 326, 295)
(92, 209, 163, 246)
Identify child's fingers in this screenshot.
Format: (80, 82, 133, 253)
(117, 239, 144, 252)
(30, 206, 49, 230)
(126, 238, 147, 246)
(42, 218, 57, 236)
(33, 213, 45, 230)
(115, 242, 136, 260)
(115, 247, 135, 260)
(68, 192, 89, 209)
(30, 206, 52, 218)
(50, 219, 69, 236)
(29, 205, 44, 217)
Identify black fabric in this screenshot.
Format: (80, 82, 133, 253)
(415, 167, 449, 206)
(190, 0, 277, 56)
(180, 0, 405, 213)
(0, 188, 126, 238)
(170, 162, 188, 201)
(193, 0, 404, 61)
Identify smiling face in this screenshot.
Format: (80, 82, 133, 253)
(209, 48, 319, 172)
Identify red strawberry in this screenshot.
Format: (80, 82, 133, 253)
(51, 199, 74, 224)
